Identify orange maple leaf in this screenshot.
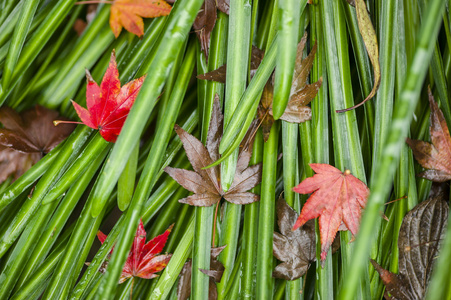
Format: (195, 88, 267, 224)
(110, 0, 172, 37)
(292, 163, 369, 261)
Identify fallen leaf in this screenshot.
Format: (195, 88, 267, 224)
(73, 4, 98, 36)
(96, 219, 173, 283)
(197, 46, 265, 82)
(73, 19, 88, 36)
(164, 94, 262, 207)
(216, 0, 229, 14)
(193, 0, 217, 58)
(258, 34, 322, 141)
(63, 51, 146, 142)
(292, 163, 369, 261)
(0, 147, 39, 183)
(176, 259, 192, 300)
(337, 0, 380, 112)
(273, 198, 316, 280)
(0, 105, 75, 154)
(371, 196, 449, 300)
(197, 65, 227, 82)
(407, 90, 451, 182)
(0, 105, 75, 182)
(177, 246, 226, 300)
(192, 0, 230, 57)
(109, 0, 172, 38)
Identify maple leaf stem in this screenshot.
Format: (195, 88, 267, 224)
(384, 195, 408, 205)
(53, 120, 84, 126)
(74, 0, 113, 5)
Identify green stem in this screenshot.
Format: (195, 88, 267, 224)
(272, 0, 305, 119)
(220, 0, 252, 191)
(218, 37, 277, 157)
(0, 142, 62, 212)
(0, 0, 77, 104)
(148, 215, 194, 300)
(9, 227, 74, 300)
(2, 0, 40, 90)
(0, 126, 93, 257)
(240, 130, 263, 299)
(15, 146, 110, 290)
(89, 0, 203, 217)
(321, 0, 369, 298)
(339, 0, 446, 298)
(256, 122, 279, 299)
(42, 192, 108, 300)
(94, 41, 197, 299)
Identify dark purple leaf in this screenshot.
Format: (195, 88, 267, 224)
(372, 196, 449, 299)
(273, 198, 316, 280)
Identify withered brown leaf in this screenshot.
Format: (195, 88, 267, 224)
(258, 33, 322, 141)
(337, 0, 380, 113)
(0, 105, 75, 183)
(216, 0, 229, 14)
(193, 0, 230, 58)
(0, 105, 75, 154)
(193, 0, 217, 58)
(164, 95, 262, 207)
(177, 246, 226, 300)
(407, 90, 451, 182)
(197, 46, 265, 82)
(0, 147, 39, 183)
(371, 196, 448, 300)
(273, 198, 316, 280)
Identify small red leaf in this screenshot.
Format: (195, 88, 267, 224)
(70, 51, 146, 142)
(94, 219, 172, 283)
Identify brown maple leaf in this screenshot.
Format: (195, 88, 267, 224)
(0, 147, 39, 183)
(0, 105, 75, 183)
(197, 46, 265, 81)
(73, 4, 98, 36)
(273, 198, 316, 280)
(258, 33, 322, 141)
(164, 95, 262, 207)
(177, 246, 226, 300)
(292, 163, 369, 261)
(371, 196, 448, 300)
(193, 0, 230, 58)
(406, 90, 451, 182)
(109, 0, 172, 38)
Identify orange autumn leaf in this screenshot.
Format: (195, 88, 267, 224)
(292, 163, 369, 261)
(110, 0, 172, 38)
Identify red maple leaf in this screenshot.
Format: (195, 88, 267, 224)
(97, 219, 173, 283)
(292, 163, 369, 261)
(64, 51, 145, 142)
